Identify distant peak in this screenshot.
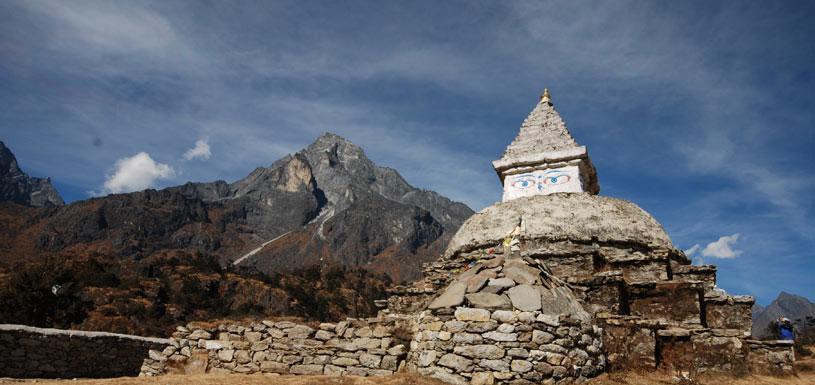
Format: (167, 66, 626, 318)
(777, 291, 803, 300)
(315, 132, 351, 144)
(307, 132, 365, 157)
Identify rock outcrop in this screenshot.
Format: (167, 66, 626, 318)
(0, 141, 64, 207)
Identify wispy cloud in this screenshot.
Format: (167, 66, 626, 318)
(702, 233, 742, 259)
(183, 139, 211, 161)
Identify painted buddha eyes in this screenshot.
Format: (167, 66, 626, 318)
(510, 175, 536, 189)
(541, 173, 570, 185)
(510, 171, 571, 191)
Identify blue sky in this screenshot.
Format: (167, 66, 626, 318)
(1, 1, 812, 305)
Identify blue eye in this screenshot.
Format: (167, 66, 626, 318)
(510, 175, 535, 189)
(542, 174, 571, 185)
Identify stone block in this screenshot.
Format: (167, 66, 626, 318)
(483, 331, 517, 342)
(628, 282, 702, 325)
(479, 359, 509, 371)
(507, 284, 542, 311)
(429, 282, 468, 309)
(438, 353, 473, 372)
(286, 325, 314, 339)
(599, 319, 657, 371)
(511, 359, 533, 373)
(453, 345, 505, 359)
(289, 364, 324, 375)
(359, 353, 381, 368)
(704, 295, 753, 332)
(471, 372, 495, 385)
(455, 307, 491, 322)
(259, 361, 289, 374)
(466, 293, 512, 310)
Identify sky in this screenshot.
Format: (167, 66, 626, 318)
(1, 1, 813, 305)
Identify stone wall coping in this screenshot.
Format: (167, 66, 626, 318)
(492, 146, 588, 172)
(0, 324, 171, 344)
(746, 339, 795, 347)
(673, 265, 717, 273)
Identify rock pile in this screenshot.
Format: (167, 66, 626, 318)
(140, 317, 410, 377)
(407, 254, 605, 384)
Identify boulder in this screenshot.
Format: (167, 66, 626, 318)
(508, 284, 542, 311)
(466, 293, 512, 310)
(429, 281, 467, 309)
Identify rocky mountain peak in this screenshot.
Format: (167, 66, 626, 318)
(0, 141, 64, 207)
(752, 291, 815, 339)
(0, 141, 23, 177)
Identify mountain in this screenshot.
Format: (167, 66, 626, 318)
(0, 141, 64, 207)
(752, 291, 815, 341)
(0, 133, 473, 281)
(0, 133, 473, 334)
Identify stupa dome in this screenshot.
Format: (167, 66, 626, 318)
(445, 193, 676, 259)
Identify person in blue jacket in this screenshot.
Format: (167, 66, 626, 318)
(777, 316, 795, 340)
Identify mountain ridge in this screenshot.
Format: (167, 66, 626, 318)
(0, 133, 473, 282)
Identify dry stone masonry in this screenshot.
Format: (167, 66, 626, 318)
(406, 256, 605, 384)
(0, 324, 170, 378)
(140, 317, 411, 377)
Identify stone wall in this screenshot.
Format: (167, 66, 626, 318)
(747, 340, 795, 376)
(408, 308, 605, 385)
(0, 324, 171, 378)
(141, 317, 411, 377)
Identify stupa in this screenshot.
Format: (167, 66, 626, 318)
(394, 90, 795, 384)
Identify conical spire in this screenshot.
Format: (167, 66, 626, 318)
(500, 89, 578, 161)
(492, 89, 599, 201)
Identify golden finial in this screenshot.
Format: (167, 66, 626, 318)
(540, 88, 551, 104)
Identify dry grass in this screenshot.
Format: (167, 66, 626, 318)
(586, 371, 815, 385)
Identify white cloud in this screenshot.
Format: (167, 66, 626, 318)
(701, 233, 742, 259)
(685, 244, 701, 257)
(102, 152, 175, 194)
(183, 139, 212, 161)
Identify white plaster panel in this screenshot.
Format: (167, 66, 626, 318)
(502, 165, 583, 202)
